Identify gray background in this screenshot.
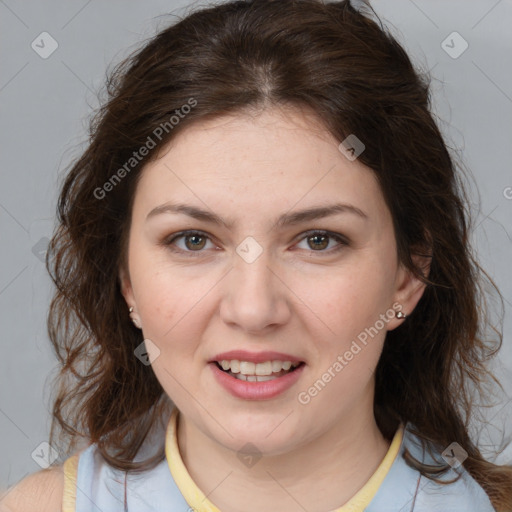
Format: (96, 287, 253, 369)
(1, 0, 511, 490)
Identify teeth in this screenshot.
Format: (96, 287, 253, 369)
(234, 373, 280, 382)
(218, 359, 300, 376)
(252, 375, 277, 382)
(239, 361, 255, 375)
(271, 360, 283, 372)
(255, 361, 272, 375)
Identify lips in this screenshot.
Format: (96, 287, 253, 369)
(209, 350, 304, 364)
(210, 359, 306, 400)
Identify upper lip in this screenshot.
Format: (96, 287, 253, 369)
(209, 350, 304, 364)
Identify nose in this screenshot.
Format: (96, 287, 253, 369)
(219, 248, 292, 334)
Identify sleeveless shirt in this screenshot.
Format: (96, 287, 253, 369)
(61, 407, 496, 511)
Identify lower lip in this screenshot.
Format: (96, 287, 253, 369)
(209, 362, 305, 400)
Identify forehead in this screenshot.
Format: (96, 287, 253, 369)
(132, 106, 387, 227)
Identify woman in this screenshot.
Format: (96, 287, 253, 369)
(2, 0, 511, 510)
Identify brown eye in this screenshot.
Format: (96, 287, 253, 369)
(307, 233, 329, 251)
(163, 229, 348, 258)
(296, 230, 348, 254)
(163, 230, 214, 256)
(183, 233, 207, 251)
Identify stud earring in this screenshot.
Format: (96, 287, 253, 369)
(396, 311, 407, 319)
(128, 306, 141, 329)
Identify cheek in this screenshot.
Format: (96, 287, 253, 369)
(129, 245, 193, 329)
(131, 255, 217, 365)
(142, 292, 215, 414)
(294, 255, 395, 373)
(301, 260, 394, 331)
(299, 276, 387, 410)
(138, 276, 204, 342)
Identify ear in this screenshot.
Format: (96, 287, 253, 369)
(388, 247, 431, 331)
(119, 265, 135, 307)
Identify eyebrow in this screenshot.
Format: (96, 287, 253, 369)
(146, 201, 368, 228)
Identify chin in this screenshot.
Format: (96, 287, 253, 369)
(216, 418, 299, 451)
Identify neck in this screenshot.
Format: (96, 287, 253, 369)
(176, 393, 393, 512)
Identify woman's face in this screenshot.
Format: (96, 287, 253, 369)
(120, 106, 425, 455)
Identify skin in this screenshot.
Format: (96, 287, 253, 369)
(119, 105, 429, 512)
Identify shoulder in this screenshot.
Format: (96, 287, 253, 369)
(0, 466, 64, 512)
(414, 468, 495, 510)
(403, 426, 496, 511)
(368, 424, 496, 511)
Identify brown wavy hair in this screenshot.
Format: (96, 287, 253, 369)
(46, 0, 512, 509)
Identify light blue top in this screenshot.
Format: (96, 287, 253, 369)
(63, 411, 496, 512)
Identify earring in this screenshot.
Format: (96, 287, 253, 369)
(396, 311, 407, 319)
(128, 306, 141, 329)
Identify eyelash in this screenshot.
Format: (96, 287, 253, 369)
(162, 230, 349, 258)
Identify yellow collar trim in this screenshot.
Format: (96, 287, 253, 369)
(62, 450, 80, 512)
(165, 408, 404, 512)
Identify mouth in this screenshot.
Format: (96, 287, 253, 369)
(212, 360, 306, 382)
